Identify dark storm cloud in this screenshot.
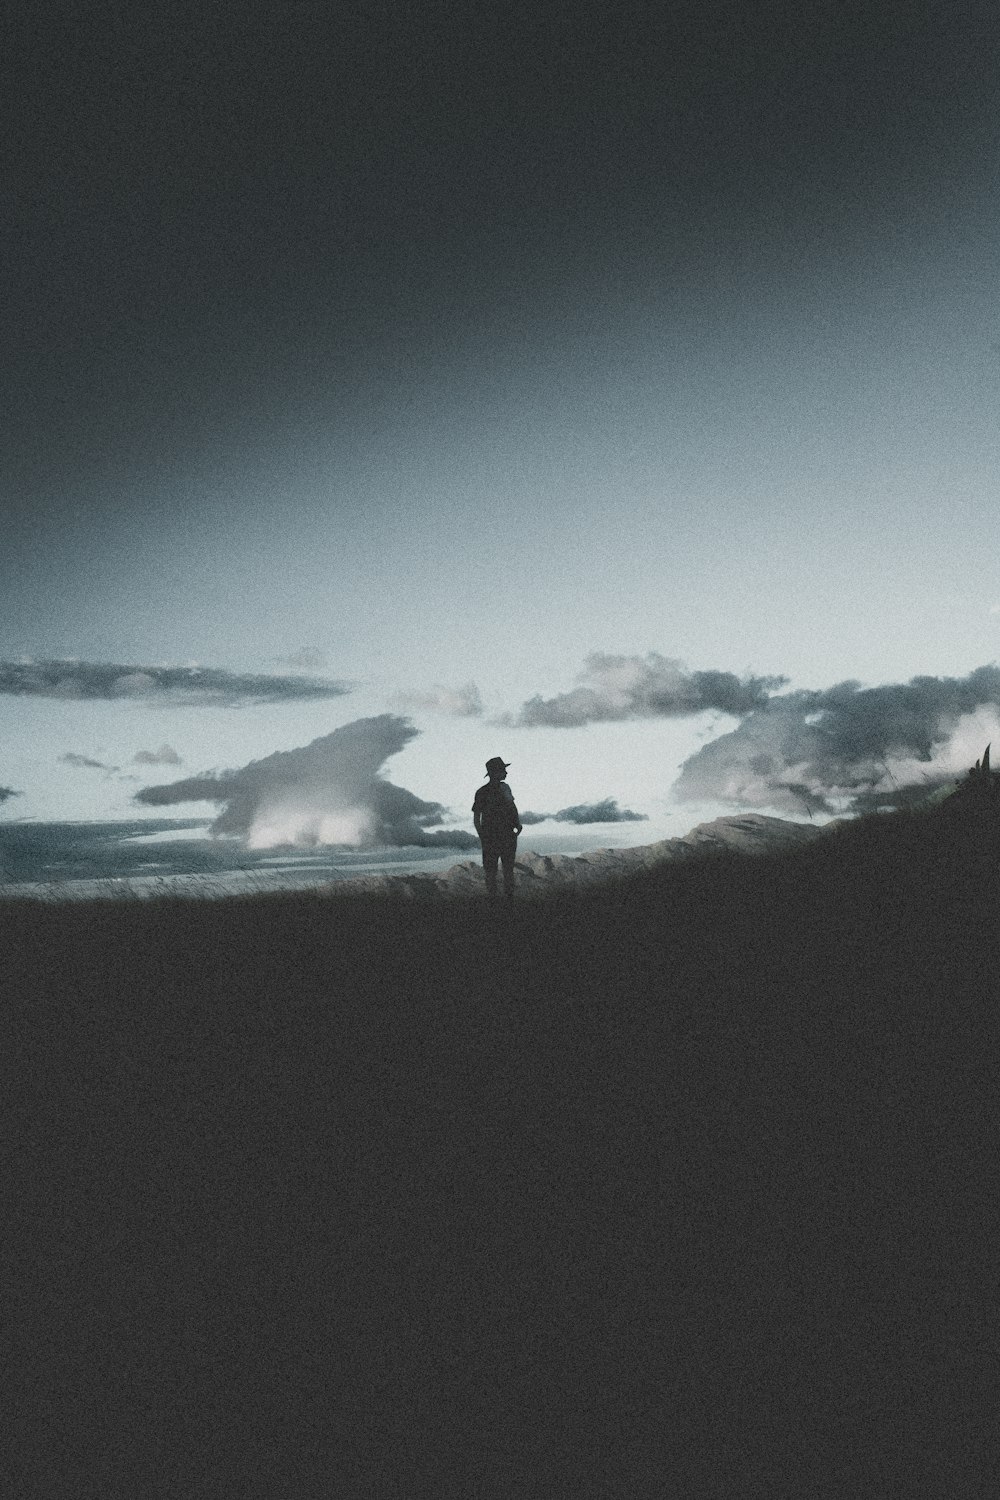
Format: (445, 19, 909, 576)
(389, 682, 483, 718)
(520, 799, 648, 825)
(133, 744, 183, 766)
(506, 654, 786, 728)
(134, 715, 477, 849)
(0, 661, 352, 705)
(0, 786, 20, 805)
(673, 664, 1000, 816)
(59, 752, 119, 772)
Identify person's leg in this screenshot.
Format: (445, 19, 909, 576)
(500, 841, 516, 899)
(482, 843, 499, 898)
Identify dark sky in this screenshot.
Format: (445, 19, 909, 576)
(5, 0, 996, 547)
(5, 0, 1000, 844)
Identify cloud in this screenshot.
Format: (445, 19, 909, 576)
(273, 647, 330, 671)
(553, 799, 648, 824)
(504, 653, 786, 728)
(0, 786, 20, 805)
(520, 799, 648, 825)
(134, 714, 478, 849)
(673, 664, 1000, 816)
(59, 752, 120, 771)
(133, 744, 183, 766)
(389, 681, 484, 718)
(0, 659, 352, 704)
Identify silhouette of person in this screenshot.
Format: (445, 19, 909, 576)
(473, 756, 523, 900)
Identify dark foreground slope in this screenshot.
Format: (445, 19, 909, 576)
(4, 804, 999, 1497)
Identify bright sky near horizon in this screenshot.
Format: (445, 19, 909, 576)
(3, 2, 1000, 857)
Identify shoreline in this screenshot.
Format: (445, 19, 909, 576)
(0, 814, 828, 903)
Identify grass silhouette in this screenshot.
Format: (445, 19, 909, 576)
(5, 799, 998, 1494)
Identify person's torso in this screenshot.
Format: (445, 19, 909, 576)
(474, 780, 517, 836)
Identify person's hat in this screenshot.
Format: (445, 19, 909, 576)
(485, 756, 510, 774)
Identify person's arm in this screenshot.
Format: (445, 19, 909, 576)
(473, 797, 483, 839)
(507, 786, 523, 836)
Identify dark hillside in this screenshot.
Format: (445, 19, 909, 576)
(5, 802, 998, 1496)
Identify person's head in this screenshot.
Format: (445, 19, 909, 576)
(485, 756, 509, 781)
